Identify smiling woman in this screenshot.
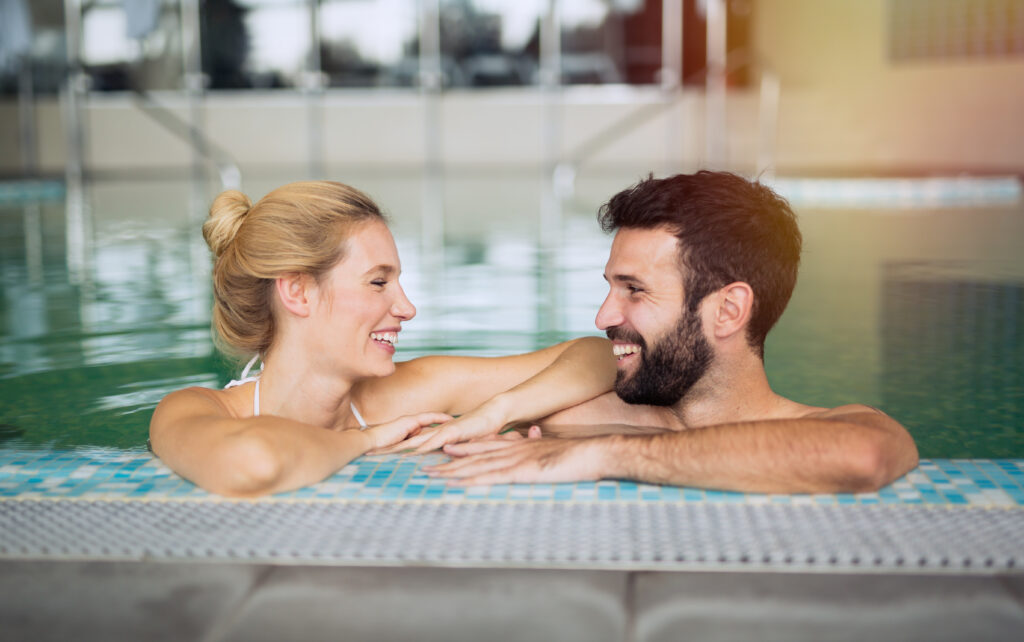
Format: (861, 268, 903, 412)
(148, 181, 616, 497)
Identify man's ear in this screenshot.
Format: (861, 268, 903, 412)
(710, 282, 753, 339)
(275, 272, 314, 318)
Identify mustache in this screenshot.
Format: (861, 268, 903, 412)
(606, 326, 646, 349)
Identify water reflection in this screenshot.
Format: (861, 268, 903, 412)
(882, 262, 1024, 458)
(1, 178, 1022, 457)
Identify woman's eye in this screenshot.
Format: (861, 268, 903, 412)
(371, 280, 387, 287)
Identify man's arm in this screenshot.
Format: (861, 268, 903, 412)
(428, 405, 919, 493)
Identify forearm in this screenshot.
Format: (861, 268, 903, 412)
(485, 337, 616, 426)
(600, 417, 918, 493)
(165, 417, 371, 497)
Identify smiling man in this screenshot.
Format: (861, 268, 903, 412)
(428, 171, 919, 493)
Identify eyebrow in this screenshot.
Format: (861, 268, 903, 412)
(364, 265, 398, 277)
(604, 273, 645, 286)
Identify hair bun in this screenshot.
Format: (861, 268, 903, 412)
(203, 190, 253, 257)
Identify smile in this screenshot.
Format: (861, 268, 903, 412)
(370, 332, 397, 347)
(612, 343, 642, 361)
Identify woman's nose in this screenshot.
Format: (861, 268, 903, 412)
(393, 284, 416, 321)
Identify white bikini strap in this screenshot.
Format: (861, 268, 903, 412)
(350, 402, 368, 430)
(223, 354, 263, 417)
(224, 354, 263, 389)
(239, 354, 260, 379)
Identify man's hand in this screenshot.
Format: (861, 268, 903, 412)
(424, 432, 608, 485)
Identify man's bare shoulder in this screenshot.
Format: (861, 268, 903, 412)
(540, 391, 673, 429)
(799, 403, 906, 431)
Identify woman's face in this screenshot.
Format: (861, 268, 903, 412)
(309, 220, 415, 380)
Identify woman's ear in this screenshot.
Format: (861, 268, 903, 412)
(711, 281, 753, 339)
(275, 272, 314, 317)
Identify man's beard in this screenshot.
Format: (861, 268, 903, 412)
(608, 309, 713, 407)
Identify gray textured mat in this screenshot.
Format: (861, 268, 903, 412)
(1, 499, 1020, 573)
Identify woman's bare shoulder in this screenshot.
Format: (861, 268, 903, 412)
(152, 385, 240, 426)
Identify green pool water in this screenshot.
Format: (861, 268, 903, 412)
(1, 176, 1022, 457)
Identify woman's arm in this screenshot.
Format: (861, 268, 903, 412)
(149, 388, 449, 497)
(369, 336, 617, 452)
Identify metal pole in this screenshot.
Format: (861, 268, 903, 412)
(756, 71, 780, 181)
(179, 0, 213, 326)
(538, 0, 564, 339)
(419, 0, 445, 314)
(61, 0, 88, 286)
(17, 57, 38, 176)
(540, 0, 562, 228)
(306, 0, 325, 179)
(662, 0, 683, 174)
(179, 0, 208, 214)
(704, 0, 727, 168)
(61, 0, 85, 187)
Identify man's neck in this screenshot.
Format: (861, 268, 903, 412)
(666, 352, 787, 429)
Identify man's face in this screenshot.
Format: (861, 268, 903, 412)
(596, 227, 713, 406)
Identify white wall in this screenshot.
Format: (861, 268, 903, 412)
(3, 86, 764, 178)
(755, 0, 1024, 174)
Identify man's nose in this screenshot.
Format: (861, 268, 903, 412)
(595, 294, 622, 330)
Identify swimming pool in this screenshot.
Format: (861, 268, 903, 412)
(0, 174, 1022, 458)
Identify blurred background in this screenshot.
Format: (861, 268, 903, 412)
(0, 0, 1022, 457)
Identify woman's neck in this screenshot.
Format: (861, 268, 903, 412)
(258, 347, 359, 431)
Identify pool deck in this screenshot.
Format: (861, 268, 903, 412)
(2, 450, 1024, 640)
(3, 560, 1023, 642)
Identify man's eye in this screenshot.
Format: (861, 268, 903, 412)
(627, 285, 643, 294)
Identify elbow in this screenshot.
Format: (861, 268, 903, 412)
(205, 436, 286, 498)
(842, 429, 919, 493)
(566, 336, 612, 355)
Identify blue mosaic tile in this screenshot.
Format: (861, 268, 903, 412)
(0, 451, 1022, 507)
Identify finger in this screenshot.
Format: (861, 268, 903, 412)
(450, 464, 541, 487)
(414, 412, 454, 427)
(414, 424, 471, 454)
(390, 427, 440, 449)
(427, 451, 524, 478)
(441, 439, 523, 457)
(372, 430, 434, 454)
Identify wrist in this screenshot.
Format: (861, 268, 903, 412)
(353, 426, 376, 453)
(480, 392, 515, 427)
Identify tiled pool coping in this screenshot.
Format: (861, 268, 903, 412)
(2, 449, 1023, 507)
(2, 450, 1022, 573)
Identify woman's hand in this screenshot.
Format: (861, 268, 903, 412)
(363, 412, 453, 453)
(376, 397, 512, 454)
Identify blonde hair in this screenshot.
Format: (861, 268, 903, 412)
(203, 181, 386, 357)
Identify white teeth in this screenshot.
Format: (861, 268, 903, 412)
(612, 344, 641, 357)
(370, 332, 397, 345)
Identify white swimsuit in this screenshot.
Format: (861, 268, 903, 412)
(225, 354, 369, 429)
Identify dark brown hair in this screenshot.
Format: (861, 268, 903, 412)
(598, 171, 802, 358)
